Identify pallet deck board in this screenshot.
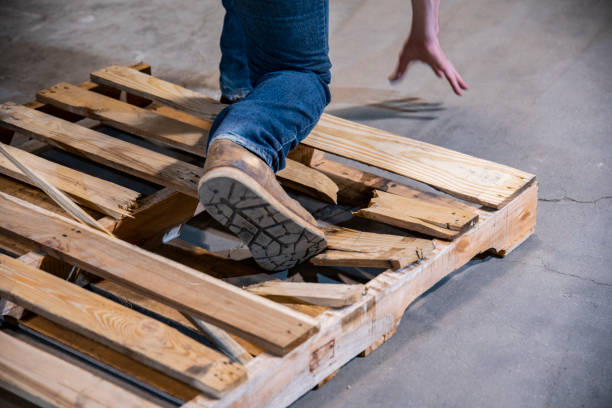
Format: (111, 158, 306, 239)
(0, 102, 202, 197)
(0, 255, 246, 397)
(0, 142, 139, 219)
(37, 82, 210, 156)
(354, 189, 478, 240)
(0, 331, 161, 408)
(0, 192, 320, 356)
(90, 64, 534, 209)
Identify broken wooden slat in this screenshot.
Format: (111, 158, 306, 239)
(0, 102, 202, 197)
(310, 248, 428, 269)
(20, 315, 201, 402)
(246, 281, 364, 308)
(91, 279, 264, 358)
(0, 254, 246, 397)
(37, 82, 209, 156)
(0, 143, 115, 236)
(354, 190, 478, 240)
(90, 65, 534, 208)
(0, 143, 138, 219)
(276, 159, 338, 203)
(0, 192, 319, 355)
(183, 314, 253, 365)
(311, 226, 435, 269)
(0, 331, 160, 408)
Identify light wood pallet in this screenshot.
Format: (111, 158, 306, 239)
(0, 63, 537, 408)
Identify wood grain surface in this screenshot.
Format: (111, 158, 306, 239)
(0, 191, 319, 355)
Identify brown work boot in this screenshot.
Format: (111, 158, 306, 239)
(198, 139, 327, 271)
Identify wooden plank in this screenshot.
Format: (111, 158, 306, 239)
(21, 316, 201, 403)
(246, 281, 364, 308)
(0, 192, 319, 355)
(0, 331, 160, 408)
(354, 190, 478, 240)
(310, 248, 429, 269)
(276, 159, 338, 203)
(311, 226, 435, 269)
(0, 103, 202, 197)
(91, 65, 225, 121)
(92, 280, 264, 358)
(90, 65, 534, 208)
(306, 114, 535, 208)
(0, 255, 246, 397)
(37, 82, 209, 156)
(0, 143, 138, 219)
(0, 143, 114, 235)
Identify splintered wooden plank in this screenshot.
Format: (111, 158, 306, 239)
(247, 281, 364, 308)
(276, 159, 338, 203)
(306, 114, 535, 208)
(354, 190, 478, 240)
(90, 65, 534, 208)
(0, 143, 138, 219)
(36, 82, 209, 155)
(91, 65, 225, 121)
(0, 331, 160, 408)
(0, 192, 319, 355)
(0, 102, 201, 197)
(0, 255, 246, 397)
(311, 226, 435, 269)
(21, 316, 201, 403)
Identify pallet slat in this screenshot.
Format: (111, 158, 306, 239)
(0, 102, 202, 197)
(0, 192, 319, 355)
(0, 142, 139, 219)
(37, 82, 209, 155)
(90, 65, 534, 208)
(247, 281, 364, 308)
(34, 84, 339, 204)
(0, 255, 246, 397)
(0, 331, 160, 408)
(354, 190, 478, 240)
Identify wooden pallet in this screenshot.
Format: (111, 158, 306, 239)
(0, 63, 537, 408)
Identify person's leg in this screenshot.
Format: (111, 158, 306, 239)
(200, 0, 331, 271)
(219, 0, 252, 102)
(210, 0, 331, 172)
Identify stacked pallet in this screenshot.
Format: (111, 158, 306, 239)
(0, 63, 537, 408)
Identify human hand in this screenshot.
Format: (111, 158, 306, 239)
(389, 36, 468, 96)
(389, 0, 468, 96)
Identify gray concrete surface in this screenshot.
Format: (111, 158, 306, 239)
(1, 0, 611, 407)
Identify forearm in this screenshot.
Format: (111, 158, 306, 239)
(410, 0, 440, 44)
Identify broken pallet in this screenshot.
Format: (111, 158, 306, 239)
(0, 63, 537, 408)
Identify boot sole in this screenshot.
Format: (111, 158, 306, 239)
(198, 167, 327, 271)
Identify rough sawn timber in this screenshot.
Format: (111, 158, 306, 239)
(0, 142, 139, 219)
(0, 331, 160, 408)
(183, 181, 538, 408)
(354, 190, 478, 240)
(90, 64, 534, 208)
(34, 83, 338, 203)
(0, 255, 246, 397)
(0, 191, 320, 356)
(246, 281, 365, 308)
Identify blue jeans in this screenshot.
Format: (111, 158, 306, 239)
(210, 0, 332, 172)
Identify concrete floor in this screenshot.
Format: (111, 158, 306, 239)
(1, 0, 611, 407)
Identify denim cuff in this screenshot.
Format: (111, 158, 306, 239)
(209, 132, 276, 171)
(219, 87, 252, 102)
